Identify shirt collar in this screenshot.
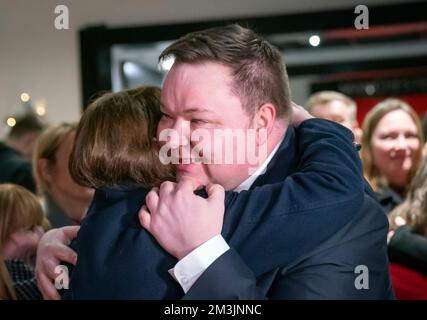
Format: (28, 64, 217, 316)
(233, 140, 282, 193)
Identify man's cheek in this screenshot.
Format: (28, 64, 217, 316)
(190, 129, 212, 164)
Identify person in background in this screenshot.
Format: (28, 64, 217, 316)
(32, 123, 94, 228)
(306, 90, 363, 144)
(387, 157, 427, 299)
(421, 112, 427, 156)
(389, 156, 427, 236)
(361, 98, 424, 214)
(0, 183, 50, 300)
(0, 113, 44, 193)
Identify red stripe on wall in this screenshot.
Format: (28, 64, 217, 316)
(355, 94, 427, 125)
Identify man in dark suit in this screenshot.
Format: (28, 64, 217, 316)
(138, 24, 393, 299)
(36, 25, 393, 299)
(0, 113, 43, 193)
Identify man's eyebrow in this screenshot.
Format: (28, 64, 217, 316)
(160, 103, 213, 114)
(182, 107, 213, 114)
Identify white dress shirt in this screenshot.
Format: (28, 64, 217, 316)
(169, 142, 282, 293)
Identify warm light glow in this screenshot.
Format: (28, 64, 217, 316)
(35, 101, 46, 116)
(7, 117, 16, 127)
(36, 105, 46, 116)
(309, 35, 321, 47)
(20, 92, 30, 102)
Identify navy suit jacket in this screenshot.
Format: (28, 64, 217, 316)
(62, 119, 394, 299)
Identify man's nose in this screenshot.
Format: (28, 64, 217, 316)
(168, 119, 191, 149)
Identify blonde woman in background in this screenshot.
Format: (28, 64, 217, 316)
(361, 98, 424, 214)
(33, 123, 94, 228)
(0, 184, 50, 300)
(361, 99, 427, 299)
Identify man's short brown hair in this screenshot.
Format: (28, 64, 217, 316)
(70, 86, 175, 189)
(160, 24, 291, 120)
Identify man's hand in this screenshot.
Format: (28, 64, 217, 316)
(139, 179, 225, 260)
(291, 101, 313, 126)
(35, 226, 79, 300)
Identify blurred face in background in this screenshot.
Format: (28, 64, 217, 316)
(371, 109, 421, 189)
(311, 100, 362, 144)
(311, 100, 355, 130)
(39, 131, 94, 222)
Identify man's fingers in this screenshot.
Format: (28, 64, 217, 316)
(42, 259, 62, 280)
(291, 101, 313, 124)
(55, 246, 78, 265)
(151, 187, 159, 194)
(145, 189, 159, 213)
(37, 273, 61, 300)
(291, 101, 307, 113)
(61, 226, 80, 245)
(178, 177, 202, 193)
(139, 205, 152, 231)
(34, 226, 44, 237)
(159, 181, 175, 195)
(206, 183, 225, 204)
(291, 101, 303, 109)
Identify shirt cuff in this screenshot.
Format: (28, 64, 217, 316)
(168, 234, 230, 293)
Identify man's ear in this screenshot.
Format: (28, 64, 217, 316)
(254, 103, 276, 145)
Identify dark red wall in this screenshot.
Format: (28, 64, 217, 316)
(355, 94, 427, 125)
